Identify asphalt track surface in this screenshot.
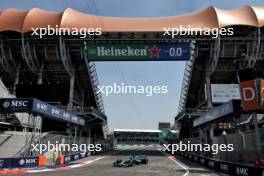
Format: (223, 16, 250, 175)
(21, 147, 225, 176)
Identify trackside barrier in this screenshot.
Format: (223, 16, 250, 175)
(0, 156, 41, 169)
(60, 147, 113, 165)
(62, 152, 89, 164)
(175, 151, 264, 176)
(0, 146, 113, 168)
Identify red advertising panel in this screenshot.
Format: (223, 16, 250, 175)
(261, 80, 264, 109)
(239, 80, 259, 111)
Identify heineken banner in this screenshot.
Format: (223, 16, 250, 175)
(86, 42, 192, 61)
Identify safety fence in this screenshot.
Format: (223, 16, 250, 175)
(175, 151, 264, 176)
(182, 128, 264, 164)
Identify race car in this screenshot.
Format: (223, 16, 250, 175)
(132, 155, 148, 164)
(113, 155, 148, 167)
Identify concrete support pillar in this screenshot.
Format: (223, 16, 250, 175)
(88, 128, 91, 144)
(37, 64, 44, 84)
(13, 70, 20, 95)
(205, 73, 213, 108)
(209, 124, 214, 138)
(66, 124, 72, 145)
(68, 73, 75, 110)
(81, 90, 84, 112)
(254, 114, 261, 156)
(74, 126, 78, 144)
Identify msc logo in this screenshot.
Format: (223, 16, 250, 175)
(220, 163, 228, 172)
(208, 161, 215, 168)
(64, 156, 71, 162)
(74, 154, 79, 160)
(236, 167, 248, 176)
(0, 159, 4, 167)
(2, 100, 28, 109)
(19, 158, 37, 166)
(80, 153, 86, 158)
(2, 101, 10, 108)
(36, 103, 48, 111)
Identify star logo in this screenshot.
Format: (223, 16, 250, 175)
(150, 46, 160, 58)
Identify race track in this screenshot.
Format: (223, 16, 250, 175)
(22, 147, 223, 176)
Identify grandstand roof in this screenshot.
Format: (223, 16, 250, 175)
(0, 5, 264, 33)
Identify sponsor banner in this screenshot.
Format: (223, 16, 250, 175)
(193, 100, 239, 127)
(0, 98, 85, 126)
(13, 157, 38, 168)
(32, 99, 85, 126)
(0, 158, 13, 169)
(70, 153, 80, 162)
(0, 98, 33, 112)
(79, 153, 86, 159)
(207, 160, 217, 170)
(239, 80, 259, 111)
(211, 84, 241, 103)
(64, 155, 72, 164)
(87, 42, 192, 61)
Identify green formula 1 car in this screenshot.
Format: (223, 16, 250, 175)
(113, 155, 148, 167)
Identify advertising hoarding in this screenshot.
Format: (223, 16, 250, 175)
(87, 42, 192, 61)
(32, 99, 85, 126)
(211, 84, 241, 103)
(193, 100, 238, 127)
(261, 80, 264, 109)
(12, 157, 38, 168)
(239, 80, 259, 111)
(0, 98, 85, 126)
(0, 98, 33, 112)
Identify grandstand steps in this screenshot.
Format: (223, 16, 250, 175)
(0, 132, 28, 157)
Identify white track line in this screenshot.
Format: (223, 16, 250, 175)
(160, 150, 190, 176)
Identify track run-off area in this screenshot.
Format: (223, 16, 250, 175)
(21, 146, 223, 176)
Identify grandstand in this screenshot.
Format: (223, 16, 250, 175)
(174, 10, 264, 164)
(0, 5, 263, 170)
(113, 129, 178, 145)
(0, 12, 109, 160)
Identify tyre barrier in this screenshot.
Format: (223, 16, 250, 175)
(175, 151, 264, 176)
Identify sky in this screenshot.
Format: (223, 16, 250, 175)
(1, 0, 264, 130)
